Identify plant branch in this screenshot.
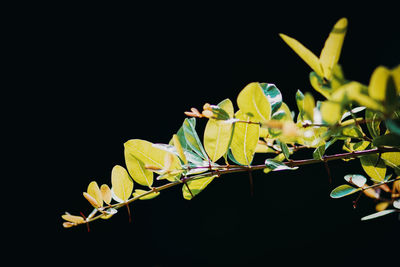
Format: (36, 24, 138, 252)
(71, 146, 400, 227)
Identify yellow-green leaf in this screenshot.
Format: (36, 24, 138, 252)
(132, 189, 160, 200)
(182, 175, 217, 200)
(392, 64, 400, 93)
(124, 139, 181, 182)
(368, 66, 391, 102)
(230, 110, 260, 165)
(172, 134, 187, 165)
(360, 155, 387, 183)
(279, 33, 324, 78)
(204, 99, 234, 162)
(100, 184, 112, 205)
(330, 184, 361, 198)
(125, 149, 153, 187)
(87, 181, 103, 208)
(111, 165, 134, 203)
(319, 17, 348, 80)
(381, 152, 400, 172)
(303, 92, 315, 121)
(237, 82, 271, 123)
(321, 101, 342, 125)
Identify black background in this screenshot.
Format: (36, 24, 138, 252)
(36, 4, 400, 267)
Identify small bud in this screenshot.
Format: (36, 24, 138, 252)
(83, 192, 101, 208)
(190, 107, 202, 117)
(203, 103, 212, 111)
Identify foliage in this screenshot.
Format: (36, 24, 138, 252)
(62, 17, 400, 229)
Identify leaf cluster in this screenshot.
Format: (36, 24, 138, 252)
(63, 17, 400, 229)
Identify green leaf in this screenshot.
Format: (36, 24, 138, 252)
(386, 119, 400, 136)
(124, 139, 182, 182)
(204, 99, 234, 162)
(309, 71, 332, 99)
(182, 175, 217, 200)
(360, 154, 386, 183)
(330, 184, 361, 198)
(276, 139, 290, 160)
(372, 133, 400, 147)
(132, 189, 160, 200)
(313, 144, 325, 160)
(182, 118, 208, 159)
(125, 150, 153, 187)
(259, 83, 282, 114)
(264, 158, 298, 171)
(111, 165, 134, 203)
(237, 82, 271, 123)
(230, 110, 260, 165)
(361, 209, 397, 221)
(295, 89, 305, 121)
(365, 109, 381, 138)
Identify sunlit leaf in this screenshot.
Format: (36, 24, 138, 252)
(372, 133, 400, 147)
(360, 209, 396, 221)
(204, 99, 234, 162)
(182, 175, 217, 200)
(230, 110, 260, 165)
(392, 64, 400, 93)
(321, 101, 342, 125)
(264, 158, 298, 171)
(172, 134, 188, 165)
(309, 72, 332, 99)
(344, 174, 367, 188)
(303, 92, 315, 121)
(124, 139, 181, 182)
(100, 184, 112, 205)
(376, 201, 390, 211)
(319, 17, 348, 80)
(111, 165, 134, 203)
(87, 181, 103, 208)
(368, 66, 391, 102)
(295, 89, 305, 121)
(237, 82, 271, 123)
(381, 152, 400, 173)
(360, 155, 386, 183)
(132, 189, 160, 200)
(279, 33, 324, 78)
(182, 118, 208, 159)
(124, 150, 153, 187)
(330, 184, 361, 198)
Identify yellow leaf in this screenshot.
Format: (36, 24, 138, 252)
(237, 82, 271, 123)
(87, 181, 103, 208)
(368, 66, 391, 101)
(381, 152, 400, 171)
(279, 33, 324, 78)
(124, 139, 181, 182)
(62, 214, 85, 224)
(132, 189, 160, 200)
(100, 184, 112, 205)
(124, 148, 153, 187)
(319, 18, 348, 80)
(111, 165, 134, 203)
(303, 92, 315, 121)
(320, 101, 342, 125)
(230, 110, 260, 165)
(392, 64, 400, 93)
(182, 175, 217, 200)
(360, 155, 386, 183)
(375, 201, 390, 212)
(83, 192, 101, 208)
